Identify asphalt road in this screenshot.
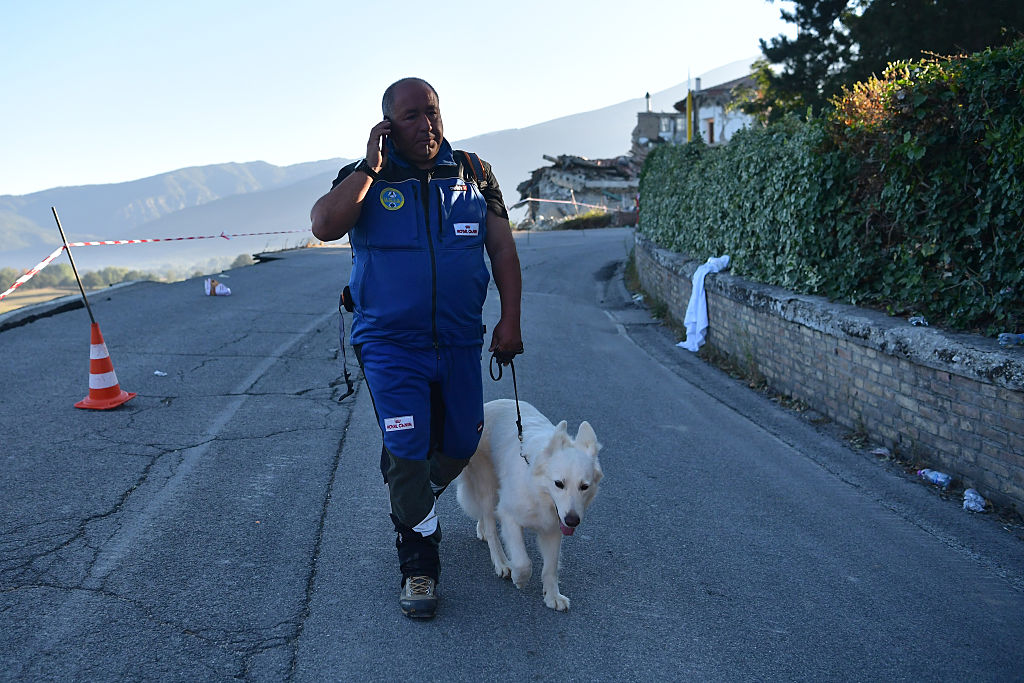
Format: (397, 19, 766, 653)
(2, 228, 1023, 681)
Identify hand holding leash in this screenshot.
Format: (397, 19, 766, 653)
(488, 317, 522, 366)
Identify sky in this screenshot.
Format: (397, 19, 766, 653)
(0, 0, 796, 197)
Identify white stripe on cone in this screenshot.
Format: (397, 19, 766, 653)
(90, 344, 110, 360)
(89, 371, 119, 389)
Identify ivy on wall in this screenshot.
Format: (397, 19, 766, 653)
(639, 41, 1023, 334)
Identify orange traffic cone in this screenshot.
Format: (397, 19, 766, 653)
(76, 322, 136, 410)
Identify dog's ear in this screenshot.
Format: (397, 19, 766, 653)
(575, 421, 602, 456)
(542, 421, 571, 458)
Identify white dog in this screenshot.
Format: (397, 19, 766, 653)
(456, 399, 603, 611)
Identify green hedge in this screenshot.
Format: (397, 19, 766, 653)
(639, 41, 1024, 334)
(556, 209, 614, 230)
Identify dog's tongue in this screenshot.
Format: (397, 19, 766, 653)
(559, 521, 575, 536)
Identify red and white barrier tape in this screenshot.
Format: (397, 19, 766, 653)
(0, 228, 310, 302)
(0, 246, 67, 301)
(508, 197, 611, 211)
(65, 228, 308, 247)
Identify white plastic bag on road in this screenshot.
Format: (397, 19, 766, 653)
(204, 277, 232, 296)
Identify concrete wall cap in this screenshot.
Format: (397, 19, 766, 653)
(635, 233, 1024, 392)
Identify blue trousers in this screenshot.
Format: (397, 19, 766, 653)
(356, 341, 484, 581)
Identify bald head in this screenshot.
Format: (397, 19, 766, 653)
(382, 77, 438, 119)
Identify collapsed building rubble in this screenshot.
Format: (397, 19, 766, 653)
(514, 154, 639, 229)
(513, 69, 755, 230)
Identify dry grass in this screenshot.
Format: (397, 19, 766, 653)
(0, 287, 79, 315)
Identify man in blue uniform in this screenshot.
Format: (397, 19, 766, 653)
(310, 77, 522, 619)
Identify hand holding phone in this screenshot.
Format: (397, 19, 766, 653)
(366, 118, 391, 172)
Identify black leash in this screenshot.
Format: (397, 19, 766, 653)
(335, 291, 354, 401)
(489, 351, 525, 460)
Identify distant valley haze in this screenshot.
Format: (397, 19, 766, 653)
(0, 59, 752, 277)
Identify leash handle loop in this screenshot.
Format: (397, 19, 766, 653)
(489, 351, 524, 444)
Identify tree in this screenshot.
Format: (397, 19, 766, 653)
(231, 253, 254, 269)
(744, 0, 1024, 122)
(845, 0, 1024, 83)
(740, 0, 856, 123)
(0, 267, 20, 291)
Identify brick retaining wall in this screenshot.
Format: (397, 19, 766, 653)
(634, 232, 1024, 512)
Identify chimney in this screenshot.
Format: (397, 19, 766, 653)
(645, 92, 651, 113)
(695, 78, 702, 92)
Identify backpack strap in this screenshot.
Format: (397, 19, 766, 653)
(456, 149, 487, 189)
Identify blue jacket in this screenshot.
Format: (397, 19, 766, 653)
(346, 139, 491, 348)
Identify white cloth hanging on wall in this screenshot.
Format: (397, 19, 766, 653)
(677, 255, 730, 352)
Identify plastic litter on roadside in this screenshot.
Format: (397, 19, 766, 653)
(153, 370, 168, 377)
(997, 332, 1024, 347)
(870, 447, 892, 458)
(963, 488, 988, 513)
(917, 468, 952, 489)
(204, 277, 232, 296)
(909, 316, 929, 326)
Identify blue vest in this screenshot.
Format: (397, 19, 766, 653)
(347, 139, 490, 348)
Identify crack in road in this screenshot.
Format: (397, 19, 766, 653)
(70, 311, 335, 591)
(284, 380, 363, 682)
(1, 446, 180, 587)
(4, 581, 293, 676)
(7, 308, 342, 679)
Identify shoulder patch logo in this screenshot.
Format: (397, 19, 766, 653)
(380, 188, 405, 211)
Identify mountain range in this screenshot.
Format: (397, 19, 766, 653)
(0, 59, 754, 275)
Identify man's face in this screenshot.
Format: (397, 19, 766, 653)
(388, 81, 443, 168)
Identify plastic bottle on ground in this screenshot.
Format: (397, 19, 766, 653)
(917, 468, 952, 489)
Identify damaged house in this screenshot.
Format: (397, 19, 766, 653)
(682, 74, 756, 146)
(514, 154, 640, 228)
(631, 74, 756, 163)
(514, 69, 754, 229)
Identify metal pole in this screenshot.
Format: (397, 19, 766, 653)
(51, 206, 96, 324)
(686, 90, 694, 142)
